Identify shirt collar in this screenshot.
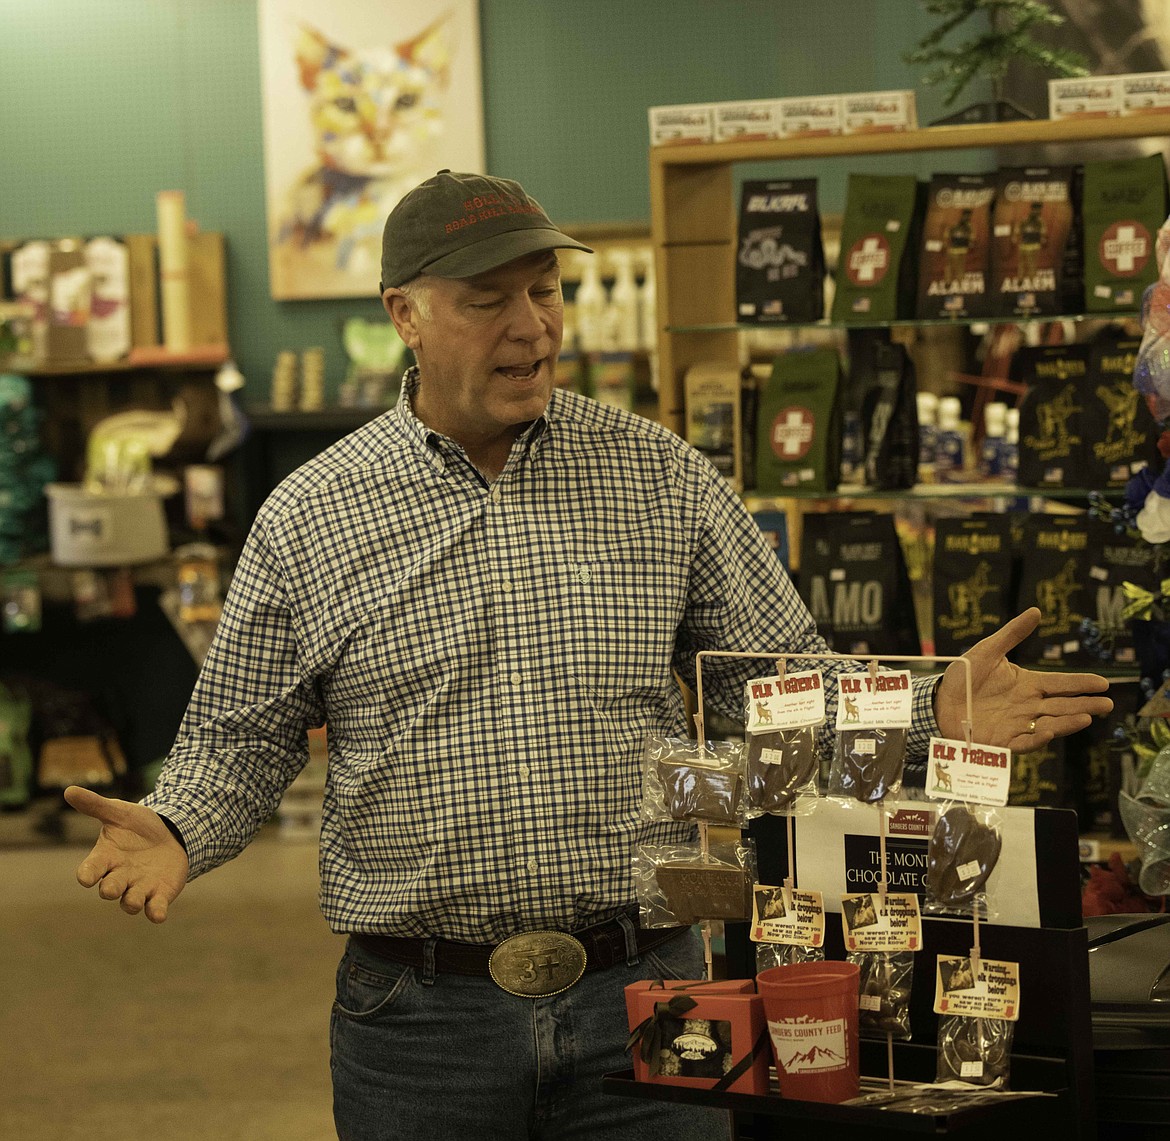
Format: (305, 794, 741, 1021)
(393, 365, 554, 463)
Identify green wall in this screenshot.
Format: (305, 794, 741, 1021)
(0, 1, 990, 401)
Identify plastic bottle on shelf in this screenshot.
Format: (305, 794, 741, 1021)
(575, 257, 609, 354)
(637, 252, 657, 353)
(916, 392, 938, 481)
(1003, 406, 1020, 485)
(980, 402, 1009, 480)
(607, 249, 640, 352)
(935, 396, 965, 482)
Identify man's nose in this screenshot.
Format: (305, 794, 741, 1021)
(506, 295, 549, 340)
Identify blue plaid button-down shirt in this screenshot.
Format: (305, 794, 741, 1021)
(146, 372, 940, 941)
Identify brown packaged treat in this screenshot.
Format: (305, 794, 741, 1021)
(745, 726, 819, 812)
(936, 1013, 1014, 1087)
(852, 950, 913, 1039)
(926, 805, 1003, 908)
(831, 727, 907, 803)
(655, 862, 753, 925)
(656, 759, 743, 825)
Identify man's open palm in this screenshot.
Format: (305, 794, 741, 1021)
(64, 785, 189, 923)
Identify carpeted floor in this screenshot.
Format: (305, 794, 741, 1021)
(1, 824, 341, 1140)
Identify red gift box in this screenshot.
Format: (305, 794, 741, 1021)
(624, 979, 770, 1095)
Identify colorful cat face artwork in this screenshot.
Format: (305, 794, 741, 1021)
(271, 16, 453, 298)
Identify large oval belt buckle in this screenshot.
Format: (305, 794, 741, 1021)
(488, 930, 587, 997)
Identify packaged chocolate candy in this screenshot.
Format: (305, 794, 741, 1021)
(1012, 514, 1092, 666)
(1080, 333, 1160, 490)
(798, 512, 921, 656)
(744, 726, 819, 815)
(831, 173, 923, 323)
(932, 514, 1016, 657)
(755, 942, 825, 972)
(634, 839, 758, 928)
(736, 178, 825, 324)
(925, 803, 1003, 916)
(916, 172, 996, 319)
(850, 949, 914, 1040)
(640, 735, 747, 826)
(1082, 153, 1168, 313)
(936, 1013, 1015, 1088)
(1013, 343, 1091, 489)
(989, 165, 1078, 318)
(829, 726, 908, 804)
(754, 347, 841, 494)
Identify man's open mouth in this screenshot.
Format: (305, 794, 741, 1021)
(496, 361, 542, 381)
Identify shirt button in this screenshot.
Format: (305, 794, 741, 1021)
(501, 579, 513, 593)
(527, 858, 539, 874)
(509, 671, 523, 687)
(519, 763, 530, 778)
(490, 487, 502, 503)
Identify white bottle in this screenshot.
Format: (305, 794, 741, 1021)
(608, 249, 640, 352)
(980, 402, 1008, 480)
(637, 253, 657, 353)
(916, 391, 938, 480)
(575, 257, 608, 354)
(936, 396, 965, 482)
(1003, 406, 1020, 485)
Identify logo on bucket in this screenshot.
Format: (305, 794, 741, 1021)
(767, 1017, 848, 1072)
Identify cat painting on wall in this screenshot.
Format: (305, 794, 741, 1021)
(259, 1, 485, 300)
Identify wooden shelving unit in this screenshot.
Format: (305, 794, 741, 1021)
(649, 112, 1170, 434)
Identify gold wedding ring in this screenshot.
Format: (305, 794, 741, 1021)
(1027, 719, 1037, 734)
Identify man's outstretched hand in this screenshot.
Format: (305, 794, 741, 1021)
(63, 786, 189, 923)
(934, 607, 1113, 753)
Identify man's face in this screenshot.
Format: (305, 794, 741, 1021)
(387, 251, 565, 452)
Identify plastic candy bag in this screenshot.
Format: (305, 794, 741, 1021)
(640, 735, 747, 826)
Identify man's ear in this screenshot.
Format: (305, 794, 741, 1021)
(383, 290, 421, 350)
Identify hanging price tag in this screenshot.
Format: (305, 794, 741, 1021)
(750, 884, 825, 947)
(933, 955, 1020, 1020)
(745, 670, 826, 731)
(835, 671, 913, 729)
(925, 736, 1012, 807)
(840, 891, 921, 952)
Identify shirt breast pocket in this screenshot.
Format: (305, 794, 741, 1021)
(561, 555, 686, 698)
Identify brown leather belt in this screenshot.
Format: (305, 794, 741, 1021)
(350, 912, 687, 989)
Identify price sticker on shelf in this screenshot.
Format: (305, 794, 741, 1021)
(925, 736, 1011, 807)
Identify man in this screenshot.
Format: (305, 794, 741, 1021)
(65, 171, 1112, 1140)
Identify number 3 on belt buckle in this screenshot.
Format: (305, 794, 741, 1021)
(488, 931, 587, 997)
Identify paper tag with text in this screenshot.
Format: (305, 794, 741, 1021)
(933, 955, 1020, 1020)
(840, 891, 921, 951)
(835, 671, 913, 729)
(925, 736, 1012, 806)
(750, 884, 826, 947)
(745, 670, 826, 731)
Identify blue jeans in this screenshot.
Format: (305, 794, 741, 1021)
(330, 924, 731, 1140)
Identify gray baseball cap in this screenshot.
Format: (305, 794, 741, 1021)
(379, 170, 592, 292)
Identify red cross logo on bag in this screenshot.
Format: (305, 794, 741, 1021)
(771, 406, 816, 459)
(1099, 221, 1151, 277)
(846, 234, 890, 285)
